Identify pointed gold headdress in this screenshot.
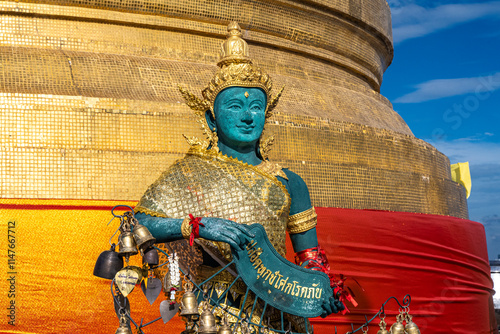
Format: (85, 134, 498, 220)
(179, 22, 283, 158)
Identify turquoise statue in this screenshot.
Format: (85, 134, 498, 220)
(134, 22, 343, 331)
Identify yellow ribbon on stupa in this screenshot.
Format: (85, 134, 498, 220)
(450, 162, 471, 198)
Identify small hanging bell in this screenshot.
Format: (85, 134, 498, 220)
(376, 318, 389, 334)
(405, 314, 421, 334)
(180, 282, 199, 319)
(390, 313, 406, 334)
(142, 247, 159, 266)
(118, 231, 138, 261)
(115, 313, 132, 334)
(198, 306, 217, 334)
(132, 223, 156, 255)
(93, 244, 124, 279)
(217, 315, 232, 334)
(240, 322, 251, 334)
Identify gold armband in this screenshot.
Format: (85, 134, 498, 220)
(287, 207, 317, 234)
(181, 217, 192, 239)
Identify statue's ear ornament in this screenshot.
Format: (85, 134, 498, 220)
(178, 85, 219, 151)
(178, 85, 210, 115)
(266, 86, 285, 118)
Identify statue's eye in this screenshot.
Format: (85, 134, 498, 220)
(228, 104, 242, 110)
(250, 104, 263, 112)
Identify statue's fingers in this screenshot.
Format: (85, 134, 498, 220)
(329, 298, 339, 314)
(225, 227, 247, 247)
(321, 300, 332, 317)
(224, 222, 252, 245)
(222, 231, 242, 251)
(334, 299, 345, 312)
(233, 223, 255, 238)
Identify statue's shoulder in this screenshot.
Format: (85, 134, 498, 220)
(280, 168, 313, 216)
(281, 169, 308, 193)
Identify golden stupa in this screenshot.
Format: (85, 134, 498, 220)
(0, 0, 467, 217)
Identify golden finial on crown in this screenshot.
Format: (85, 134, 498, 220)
(179, 22, 283, 156)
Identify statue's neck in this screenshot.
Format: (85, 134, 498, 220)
(217, 141, 262, 166)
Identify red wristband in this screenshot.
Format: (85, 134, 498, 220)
(188, 214, 204, 246)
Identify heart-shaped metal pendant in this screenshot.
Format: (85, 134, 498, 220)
(141, 277, 162, 305)
(115, 267, 140, 297)
(159, 301, 179, 324)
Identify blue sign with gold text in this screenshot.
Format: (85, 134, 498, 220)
(232, 224, 332, 318)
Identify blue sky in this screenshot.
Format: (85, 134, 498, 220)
(382, 0, 500, 259)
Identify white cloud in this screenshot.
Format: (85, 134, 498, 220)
(428, 136, 500, 165)
(393, 72, 500, 103)
(391, 2, 500, 43)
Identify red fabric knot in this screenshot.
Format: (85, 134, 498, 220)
(295, 245, 358, 314)
(188, 214, 204, 246)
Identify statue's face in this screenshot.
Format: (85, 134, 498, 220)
(212, 87, 267, 148)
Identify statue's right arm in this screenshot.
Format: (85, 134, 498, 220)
(135, 212, 184, 242)
(135, 212, 254, 251)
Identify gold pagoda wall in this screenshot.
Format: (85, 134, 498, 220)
(0, 0, 468, 218)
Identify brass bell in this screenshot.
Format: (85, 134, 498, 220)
(117, 231, 138, 261)
(93, 244, 123, 279)
(142, 247, 159, 266)
(390, 314, 406, 334)
(217, 315, 232, 334)
(376, 318, 389, 334)
(405, 315, 421, 334)
(198, 307, 217, 334)
(115, 313, 132, 334)
(180, 283, 199, 319)
(132, 223, 156, 255)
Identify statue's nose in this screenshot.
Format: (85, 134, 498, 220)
(241, 108, 253, 123)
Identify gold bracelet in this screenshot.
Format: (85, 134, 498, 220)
(287, 207, 317, 234)
(181, 217, 192, 239)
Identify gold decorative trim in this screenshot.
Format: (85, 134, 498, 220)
(181, 217, 192, 239)
(133, 206, 167, 218)
(287, 207, 317, 234)
(256, 160, 288, 180)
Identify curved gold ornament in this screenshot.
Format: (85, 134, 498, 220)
(179, 22, 283, 155)
(258, 135, 275, 161)
(266, 85, 285, 118)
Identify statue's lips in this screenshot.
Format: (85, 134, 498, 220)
(236, 125, 255, 132)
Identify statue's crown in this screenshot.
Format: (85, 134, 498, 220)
(201, 22, 275, 110)
(217, 21, 251, 66)
(178, 22, 283, 158)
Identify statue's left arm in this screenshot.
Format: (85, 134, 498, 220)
(282, 169, 318, 253)
(281, 169, 344, 316)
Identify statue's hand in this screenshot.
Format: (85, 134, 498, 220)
(198, 218, 254, 251)
(320, 295, 344, 317)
